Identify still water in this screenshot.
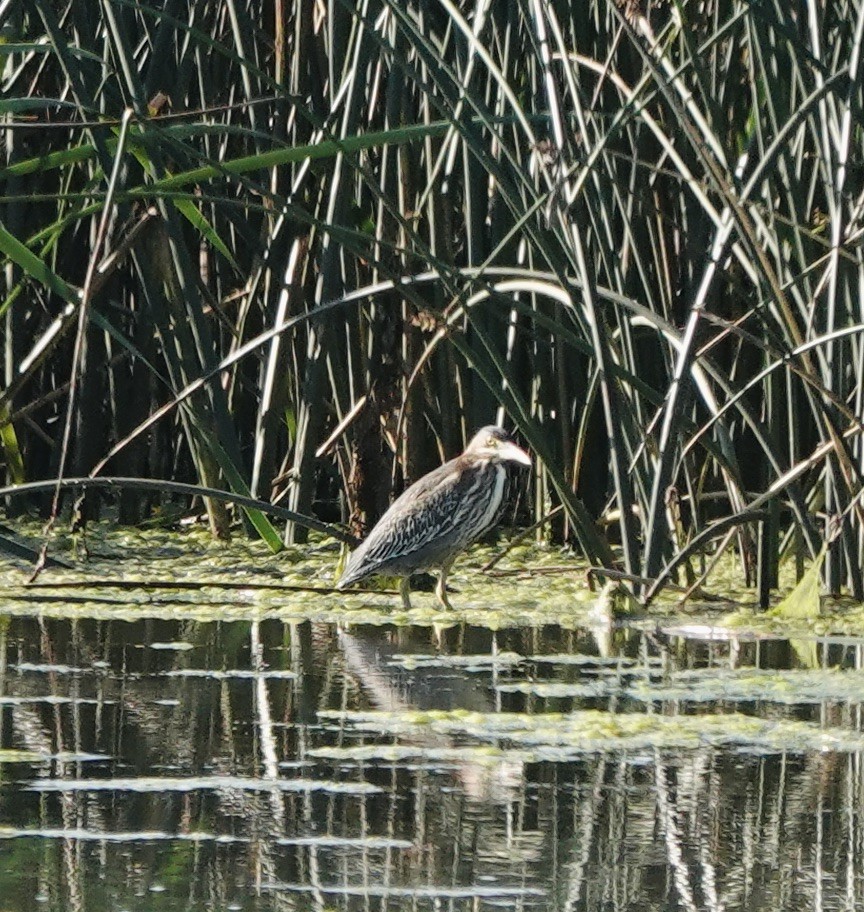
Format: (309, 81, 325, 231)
(0, 615, 862, 911)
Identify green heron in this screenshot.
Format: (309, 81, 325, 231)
(337, 426, 531, 609)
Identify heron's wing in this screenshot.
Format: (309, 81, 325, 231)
(345, 460, 499, 577)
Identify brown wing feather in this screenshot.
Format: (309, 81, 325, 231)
(339, 457, 501, 585)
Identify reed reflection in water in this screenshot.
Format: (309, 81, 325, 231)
(0, 617, 861, 911)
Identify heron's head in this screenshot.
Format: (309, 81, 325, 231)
(464, 426, 531, 467)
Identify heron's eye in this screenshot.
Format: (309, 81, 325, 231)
(487, 436, 498, 448)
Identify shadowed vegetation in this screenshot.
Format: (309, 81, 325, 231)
(1, 0, 863, 603)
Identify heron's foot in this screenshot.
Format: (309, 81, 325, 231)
(399, 577, 413, 611)
(435, 574, 454, 610)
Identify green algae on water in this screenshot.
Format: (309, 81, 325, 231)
(318, 707, 864, 759)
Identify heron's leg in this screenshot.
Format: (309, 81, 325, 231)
(400, 576, 413, 610)
(435, 560, 454, 609)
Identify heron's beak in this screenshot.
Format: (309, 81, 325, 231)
(500, 440, 531, 467)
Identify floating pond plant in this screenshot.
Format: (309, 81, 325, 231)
(2, 520, 861, 632)
(318, 708, 864, 758)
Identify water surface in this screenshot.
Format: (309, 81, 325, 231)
(0, 612, 862, 911)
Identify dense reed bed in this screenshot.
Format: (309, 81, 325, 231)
(1, 0, 863, 602)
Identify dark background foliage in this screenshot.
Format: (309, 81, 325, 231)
(2, 0, 863, 599)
